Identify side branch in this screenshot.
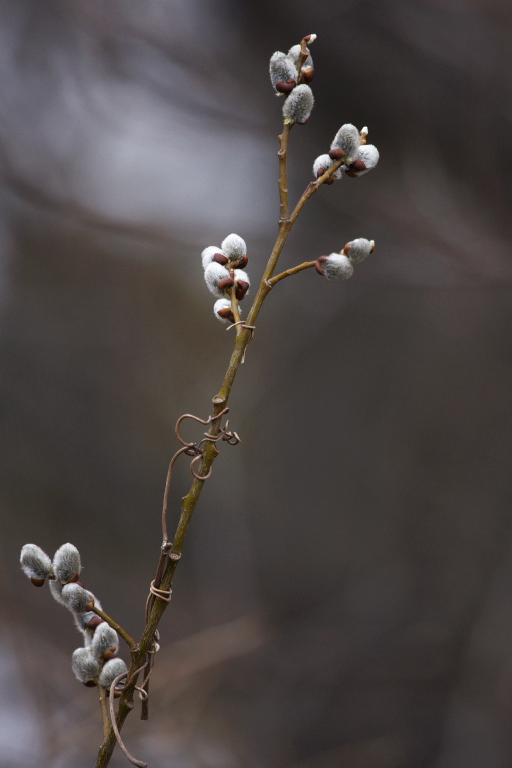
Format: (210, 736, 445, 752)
(268, 260, 316, 287)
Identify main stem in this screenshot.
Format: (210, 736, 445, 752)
(94, 127, 343, 768)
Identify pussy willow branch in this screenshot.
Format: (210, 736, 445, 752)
(94, 129, 344, 768)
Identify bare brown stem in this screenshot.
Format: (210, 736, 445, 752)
(296, 38, 311, 84)
(98, 685, 110, 741)
(278, 121, 292, 220)
(229, 287, 242, 334)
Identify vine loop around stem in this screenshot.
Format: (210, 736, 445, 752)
(108, 670, 149, 768)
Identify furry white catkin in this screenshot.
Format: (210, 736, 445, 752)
(20, 544, 52, 583)
(283, 85, 314, 124)
(322, 254, 354, 280)
(221, 233, 247, 262)
(72, 648, 100, 684)
(344, 238, 375, 263)
(269, 52, 298, 93)
(53, 543, 81, 584)
(313, 154, 342, 180)
(99, 658, 128, 689)
(204, 262, 232, 297)
(331, 124, 361, 163)
(62, 583, 94, 613)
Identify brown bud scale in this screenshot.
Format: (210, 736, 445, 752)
(302, 68, 314, 84)
(237, 255, 248, 269)
(275, 79, 296, 95)
(217, 307, 235, 323)
(329, 148, 346, 161)
(350, 159, 367, 173)
(85, 615, 104, 630)
(235, 281, 249, 301)
(213, 253, 229, 266)
(315, 256, 327, 276)
(31, 577, 45, 587)
(217, 277, 234, 291)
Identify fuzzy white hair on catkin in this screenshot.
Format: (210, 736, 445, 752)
(221, 233, 246, 261)
(99, 658, 128, 689)
(312, 154, 342, 180)
(201, 246, 224, 270)
(204, 262, 231, 298)
(20, 544, 52, 580)
(53, 543, 81, 584)
(269, 52, 298, 91)
(91, 623, 119, 657)
(323, 254, 354, 280)
(282, 85, 314, 124)
(352, 144, 380, 175)
(71, 648, 100, 683)
(345, 238, 373, 263)
(331, 124, 361, 162)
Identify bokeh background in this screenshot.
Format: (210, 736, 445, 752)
(1, 1, 511, 766)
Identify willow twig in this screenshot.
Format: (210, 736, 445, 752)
(268, 260, 316, 287)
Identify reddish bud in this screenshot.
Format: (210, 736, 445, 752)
(83, 680, 97, 688)
(85, 615, 104, 630)
(213, 253, 229, 266)
(324, 177, 336, 185)
(217, 307, 235, 323)
(346, 159, 367, 177)
(275, 79, 296, 94)
(69, 572, 80, 584)
(31, 577, 45, 587)
(235, 281, 249, 301)
(316, 166, 326, 178)
(103, 647, 117, 661)
(237, 255, 249, 269)
(315, 256, 327, 276)
(328, 148, 346, 161)
(217, 277, 234, 291)
(302, 68, 314, 84)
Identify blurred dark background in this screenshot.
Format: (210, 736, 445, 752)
(1, 1, 511, 766)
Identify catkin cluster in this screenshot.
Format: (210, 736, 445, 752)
(20, 543, 128, 692)
(269, 35, 316, 124)
(202, 234, 251, 323)
(312, 124, 379, 182)
(315, 238, 375, 281)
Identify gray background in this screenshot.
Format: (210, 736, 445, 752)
(1, 1, 511, 766)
